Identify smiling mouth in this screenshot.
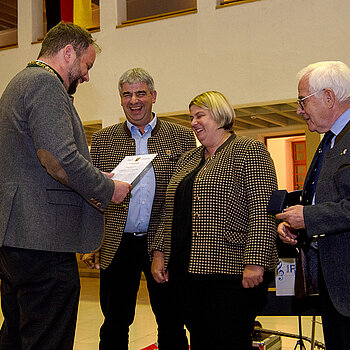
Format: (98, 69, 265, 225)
(193, 127, 203, 134)
(130, 106, 142, 111)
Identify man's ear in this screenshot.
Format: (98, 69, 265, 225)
(323, 88, 336, 109)
(63, 44, 76, 63)
(152, 90, 157, 104)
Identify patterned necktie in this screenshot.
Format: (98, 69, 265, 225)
(302, 130, 334, 205)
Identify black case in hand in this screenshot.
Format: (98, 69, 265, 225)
(267, 190, 302, 214)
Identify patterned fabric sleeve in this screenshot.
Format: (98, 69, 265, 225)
(242, 140, 278, 269)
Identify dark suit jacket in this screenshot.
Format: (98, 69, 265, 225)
(303, 120, 350, 316)
(0, 66, 114, 253)
(90, 119, 196, 269)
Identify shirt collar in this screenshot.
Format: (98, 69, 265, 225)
(330, 107, 350, 136)
(127, 113, 157, 134)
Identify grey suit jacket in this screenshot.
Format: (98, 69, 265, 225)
(0, 66, 114, 253)
(304, 120, 350, 316)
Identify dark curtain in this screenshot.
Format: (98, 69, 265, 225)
(45, 0, 61, 31)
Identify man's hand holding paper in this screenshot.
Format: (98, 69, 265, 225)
(111, 180, 132, 203)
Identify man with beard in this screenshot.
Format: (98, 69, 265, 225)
(0, 22, 130, 350)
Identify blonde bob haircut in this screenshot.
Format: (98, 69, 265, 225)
(189, 91, 235, 130)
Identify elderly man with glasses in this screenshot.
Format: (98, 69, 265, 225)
(276, 61, 350, 350)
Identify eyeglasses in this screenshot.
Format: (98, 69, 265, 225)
(297, 90, 324, 110)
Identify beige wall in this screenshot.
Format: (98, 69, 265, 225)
(1, 0, 350, 130)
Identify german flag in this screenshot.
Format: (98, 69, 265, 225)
(73, 0, 93, 28)
(45, 0, 92, 31)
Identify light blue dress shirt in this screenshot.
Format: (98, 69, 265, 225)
(124, 115, 157, 233)
(329, 107, 350, 148)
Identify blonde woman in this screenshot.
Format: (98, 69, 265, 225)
(151, 91, 278, 350)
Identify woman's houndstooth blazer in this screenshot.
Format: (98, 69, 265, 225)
(152, 133, 279, 275)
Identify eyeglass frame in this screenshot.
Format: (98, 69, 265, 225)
(297, 89, 324, 110)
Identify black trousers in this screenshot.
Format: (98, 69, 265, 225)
(169, 272, 270, 350)
(99, 234, 188, 350)
(0, 246, 80, 350)
(318, 264, 350, 350)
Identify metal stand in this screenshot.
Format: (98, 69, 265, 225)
(254, 315, 325, 349)
(293, 315, 307, 350)
(310, 316, 324, 350)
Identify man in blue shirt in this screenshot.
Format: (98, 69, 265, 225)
(83, 68, 196, 349)
(277, 61, 350, 350)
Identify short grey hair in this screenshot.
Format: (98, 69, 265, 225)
(118, 68, 155, 95)
(297, 61, 350, 102)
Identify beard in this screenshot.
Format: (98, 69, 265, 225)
(67, 78, 79, 95)
(67, 58, 81, 95)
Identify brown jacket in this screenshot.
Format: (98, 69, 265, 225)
(91, 118, 196, 269)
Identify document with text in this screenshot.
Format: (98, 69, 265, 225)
(111, 154, 157, 184)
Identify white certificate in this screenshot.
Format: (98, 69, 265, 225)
(111, 154, 157, 184)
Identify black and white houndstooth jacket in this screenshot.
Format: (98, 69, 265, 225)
(151, 133, 279, 275)
(91, 118, 196, 269)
